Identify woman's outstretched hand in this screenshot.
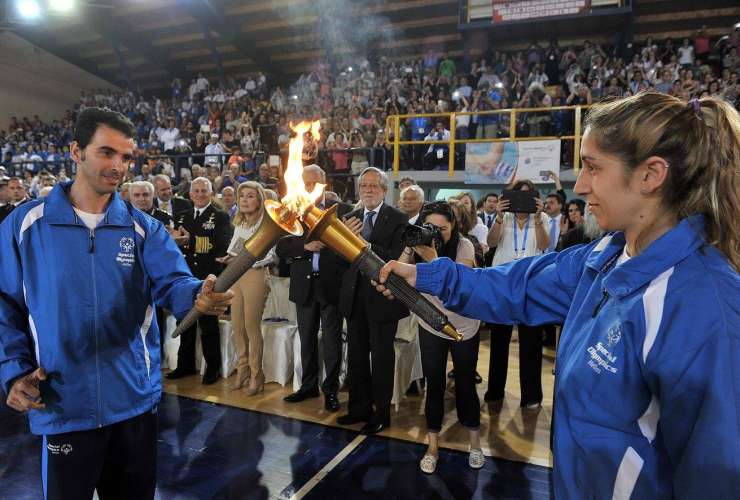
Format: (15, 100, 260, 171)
(371, 260, 418, 300)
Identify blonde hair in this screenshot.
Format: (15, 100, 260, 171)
(232, 181, 266, 227)
(585, 92, 740, 271)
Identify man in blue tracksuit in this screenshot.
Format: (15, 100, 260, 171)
(376, 93, 740, 498)
(0, 108, 232, 499)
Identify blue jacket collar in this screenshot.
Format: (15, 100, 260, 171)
(44, 181, 133, 227)
(586, 215, 707, 298)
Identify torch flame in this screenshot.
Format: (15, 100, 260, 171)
(281, 120, 324, 215)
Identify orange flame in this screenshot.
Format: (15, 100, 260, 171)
(281, 120, 324, 215)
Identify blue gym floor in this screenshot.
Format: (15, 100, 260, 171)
(0, 394, 552, 499)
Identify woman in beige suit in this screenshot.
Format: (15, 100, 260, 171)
(219, 181, 274, 395)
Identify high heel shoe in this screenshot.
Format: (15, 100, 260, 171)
(245, 372, 264, 396)
(228, 369, 250, 390)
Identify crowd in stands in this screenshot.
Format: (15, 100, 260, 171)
(1, 25, 739, 200)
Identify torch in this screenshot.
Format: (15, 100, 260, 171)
(172, 121, 462, 341)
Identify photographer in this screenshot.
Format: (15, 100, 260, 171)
(398, 201, 483, 474)
(485, 180, 550, 408)
(423, 122, 450, 171)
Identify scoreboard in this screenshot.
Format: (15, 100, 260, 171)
(461, 0, 630, 28)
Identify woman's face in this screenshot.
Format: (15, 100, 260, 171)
(574, 130, 646, 233)
(238, 187, 261, 215)
(568, 203, 584, 225)
(424, 213, 453, 244)
(460, 194, 473, 211)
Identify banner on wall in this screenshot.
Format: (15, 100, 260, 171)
(492, 1, 591, 23)
(464, 140, 561, 184)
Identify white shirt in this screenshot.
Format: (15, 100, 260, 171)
(157, 198, 172, 215)
(678, 46, 694, 65)
(408, 213, 420, 225)
(73, 207, 105, 230)
(204, 143, 225, 164)
(492, 212, 551, 266)
(424, 129, 450, 154)
(227, 219, 275, 267)
(470, 220, 489, 252)
(194, 202, 211, 219)
(160, 128, 180, 151)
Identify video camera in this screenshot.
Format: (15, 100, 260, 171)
(401, 223, 443, 252)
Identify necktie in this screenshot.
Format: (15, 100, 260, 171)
(487, 214, 493, 228)
(163, 201, 171, 215)
(548, 217, 558, 252)
(362, 211, 376, 240)
(195, 209, 201, 220)
(312, 202, 325, 272)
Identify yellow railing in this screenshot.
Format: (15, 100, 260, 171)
(386, 104, 590, 177)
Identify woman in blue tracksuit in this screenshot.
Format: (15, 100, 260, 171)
(376, 93, 740, 499)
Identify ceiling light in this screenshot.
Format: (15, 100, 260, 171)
(17, 0, 42, 20)
(49, 0, 75, 13)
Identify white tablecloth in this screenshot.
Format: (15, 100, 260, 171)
(392, 314, 423, 409)
(163, 315, 237, 378)
(262, 321, 298, 386)
(262, 276, 296, 324)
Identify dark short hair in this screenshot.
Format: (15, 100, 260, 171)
(546, 192, 564, 205)
(483, 192, 498, 202)
(73, 107, 135, 149)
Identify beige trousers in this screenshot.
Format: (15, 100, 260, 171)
(231, 267, 270, 378)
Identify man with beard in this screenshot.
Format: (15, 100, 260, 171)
(0, 107, 232, 499)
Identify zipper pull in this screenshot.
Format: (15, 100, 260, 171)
(592, 289, 609, 318)
(88, 229, 95, 253)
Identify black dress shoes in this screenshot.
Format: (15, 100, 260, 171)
(360, 416, 390, 435)
(283, 387, 320, 403)
(202, 370, 220, 385)
(324, 393, 340, 412)
(336, 413, 369, 426)
(165, 368, 196, 380)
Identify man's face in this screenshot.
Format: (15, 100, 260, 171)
(359, 171, 385, 210)
(302, 170, 323, 195)
(189, 181, 211, 209)
(71, 125, 134, 196)
(398, 179, 413, 191)
(130, 186, 154, 211)
(8, 180, 25, 202)
(544, 196, 562, 217)
(141, 164, 151, 175)
(259, 165, 270, 178)
(399, 190, 423, 218)
(484, 195, 497, 213)
(154, 179, 172, 201)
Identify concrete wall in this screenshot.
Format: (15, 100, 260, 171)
(0, 32, 119, 129)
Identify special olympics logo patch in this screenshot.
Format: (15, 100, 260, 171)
(119, 237, 135, 253)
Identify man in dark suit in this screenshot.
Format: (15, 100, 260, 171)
(0, 177, 28, 225)
(276, 165, 352, 412)
(337, 167, 408, 434)
(130, 180, 175, 347)
(167, 177, 233, 385)
(478, 192, 498, 267)
(153, 174, 192, 220)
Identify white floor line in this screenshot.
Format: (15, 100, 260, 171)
(288, 434, 367, 500)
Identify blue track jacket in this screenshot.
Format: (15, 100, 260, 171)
(415, 215, 739, 499)
(0, 182, 202, 435)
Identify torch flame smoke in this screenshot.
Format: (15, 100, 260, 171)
(281, 120, 324, 215)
